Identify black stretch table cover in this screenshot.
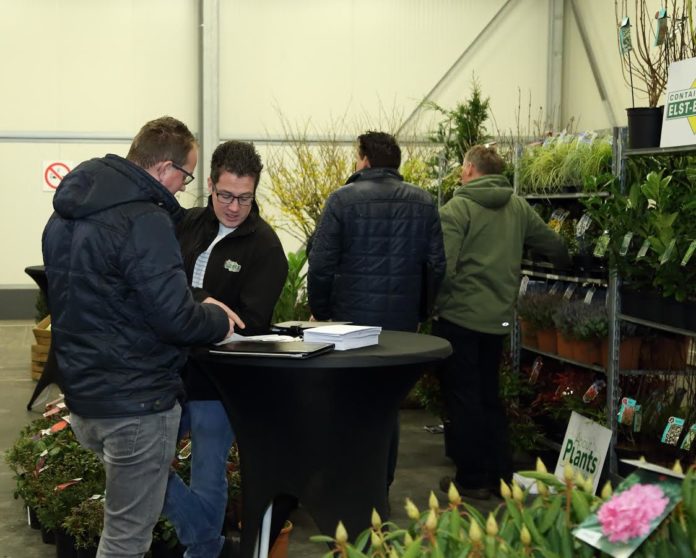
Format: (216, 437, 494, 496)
(198, 330, 451, 558)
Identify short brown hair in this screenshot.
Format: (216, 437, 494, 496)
(464, 145, 505, 175)
(358, 131, 401, 169)
(210, 141, 263, 187)
(126, 116, 196, 169)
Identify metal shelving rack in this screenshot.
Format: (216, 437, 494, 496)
(512, 128, 696, 479)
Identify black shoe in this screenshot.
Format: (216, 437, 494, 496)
(439, 476, 491, 500)
(219, 535, 241, 558)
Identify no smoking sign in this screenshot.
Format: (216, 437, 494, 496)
(42, 161, 74, 191)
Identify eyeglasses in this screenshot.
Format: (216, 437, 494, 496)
(213, 186, 254, 206)
(171, 162, 195, 185)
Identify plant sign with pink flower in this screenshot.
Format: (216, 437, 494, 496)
(573, 466, 684, 557)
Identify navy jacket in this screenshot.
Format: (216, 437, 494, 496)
(308, 167, 446, 332)
(42, 154, 229, 418)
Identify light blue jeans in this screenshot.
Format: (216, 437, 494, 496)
(71, 403, 181, 558)
(162, 400, 235, 558)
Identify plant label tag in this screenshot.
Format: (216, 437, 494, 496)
(549, 281, 562, 295)
(681, 240, 696, 266)
(619, 17, 632, 54)
(659, 238, 676, 265)
(583, 286, 596, 304)
(680, 423, 696, 450)
(575, 214, 593, 237)
(519, 275, 530, 296)
(563, 283, 577, 300)
(661, 416, 685, 445)
(633, 404, 642, 432)
(636, 238, 650, 260)
(529, 356, 543, 384)
(619, 232, 633, 256)
(654, 8, 668, 46)
(593, 231, 610, 257)
(26, 506, 31, 527)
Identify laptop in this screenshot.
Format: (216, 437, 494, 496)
(209, 340, 335, 359)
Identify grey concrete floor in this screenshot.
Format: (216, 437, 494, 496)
(0, 321, 500, 558)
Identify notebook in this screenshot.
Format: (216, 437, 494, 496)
(209, 340, 335, 359)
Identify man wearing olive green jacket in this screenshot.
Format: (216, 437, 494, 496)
(433, 145, 570, 500)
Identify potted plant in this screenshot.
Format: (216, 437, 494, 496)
(615, 0, 696, 147)
(317, 461, 696, 557)
(62, 497, 104, 558)
(520, 293, 564, 353)
(570, 303, 608, 366)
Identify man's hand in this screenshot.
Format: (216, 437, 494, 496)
(203, 297, 246, 337)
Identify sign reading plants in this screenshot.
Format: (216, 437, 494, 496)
(661, 57, 696, 147)
(554, 411, 611, 494)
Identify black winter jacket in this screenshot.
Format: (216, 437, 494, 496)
(42, 154, 229, 418)
(308, 167, 446, 332)
(177, 201, 288, 399)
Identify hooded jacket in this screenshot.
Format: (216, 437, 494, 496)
(308, 167, 446, 332)
(42, 154, 229, 418)
(435, 174, 570, 334)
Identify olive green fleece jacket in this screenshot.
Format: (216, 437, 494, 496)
(434, 174, 570, 334)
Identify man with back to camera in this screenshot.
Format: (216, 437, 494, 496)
(433, 145, 570, 500)
(308, 130, 446, 499)
(162, 140, 288, 558)
(42, 116, 244, 558)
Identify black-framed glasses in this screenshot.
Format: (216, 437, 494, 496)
(171, 162, 195, 185)
(213, 185, 254, 206)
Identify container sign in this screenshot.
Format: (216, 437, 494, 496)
(661, 57, 696, 147)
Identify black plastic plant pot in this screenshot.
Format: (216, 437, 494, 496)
(40, 526, 55, 545)
(55, 529, 78, 558)
(621, 288, 662, 323)
(659, 296, 687, 330)
(28, 506, 41, 530)
(76, 546, 98, 558)
(626, 106, 664, 149)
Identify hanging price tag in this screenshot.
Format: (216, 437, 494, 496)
(519, 275, 530, 295)
(681, 240, 696, 266)
(593, 231, 610, 257)
(636, 238, 650, 260)
(659, 238, 677, 265)
(619, 232, 633, 256)
(584, 286, 597, 304)
(654, 8, 668, 46)
(563, 283, 577, 300)
(549, 282, 562, 295)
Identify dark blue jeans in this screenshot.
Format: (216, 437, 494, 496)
(432, 319, 511, 489)
(162, 400, 235, 558)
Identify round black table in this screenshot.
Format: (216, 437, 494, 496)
(197, 330, 451, 558)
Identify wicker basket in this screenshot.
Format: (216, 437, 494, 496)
(31, 316, 51, 380)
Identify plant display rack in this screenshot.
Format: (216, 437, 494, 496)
(512, 127, 696, 480)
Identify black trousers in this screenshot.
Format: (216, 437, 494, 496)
(432, 318, 512, 489)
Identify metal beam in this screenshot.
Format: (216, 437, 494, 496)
(569, 0, 618, 126)
(199, 0, 220, 203)
(396, 0, 516, 137)
(546, 0, 565, 131)
(0, 132, 132, 144)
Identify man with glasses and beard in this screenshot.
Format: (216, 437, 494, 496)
(162, 140, 288, 558)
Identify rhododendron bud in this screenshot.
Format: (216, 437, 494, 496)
(512, 481, 524, 503)
(536, 457, 547, 473)
(448, 482, 461, 506)
(405, 499, 419, 520)
(520, 525, 532, 546)
(601, 481, 613, 500)
(429, 491, 439, 511)
(469, 520, 483, 543)
(537, 480, 548, 496)
(500, 479, 512, 499)
(371, 509, 381, 530)
(486, 513, 498, 536)
(563, 462, 574, 482)
(672, 460, 683, 475)
(425, 509, 437, 532)
(335, 522, 348, 545)
(371, 530, 381, 547)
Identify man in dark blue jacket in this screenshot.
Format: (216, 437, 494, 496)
(308, 131, 446, 497)
(42, 116, 242, 558)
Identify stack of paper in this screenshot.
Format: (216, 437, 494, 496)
(303, 324, 381, 351)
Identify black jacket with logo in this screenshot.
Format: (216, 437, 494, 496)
(177, 200, 288, 398)
(42, 155, 229, 418)
(308, 167, 446, 332)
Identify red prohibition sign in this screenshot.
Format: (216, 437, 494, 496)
(44, 162, 71, 190)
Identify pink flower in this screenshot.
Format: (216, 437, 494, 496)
(597, 483, 668, 543)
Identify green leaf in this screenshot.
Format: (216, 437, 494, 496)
(521, 509, 545, 547)
(570, 491, 591, 522)
(517, 471, 565, 490)
(401, 536, 424, 558)
(538, 495, 563, 533)
(310, 535, 335, 543)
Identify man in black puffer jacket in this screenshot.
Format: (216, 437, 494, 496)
(42, 116, 242, 558)
(308, 130, 446, 500)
